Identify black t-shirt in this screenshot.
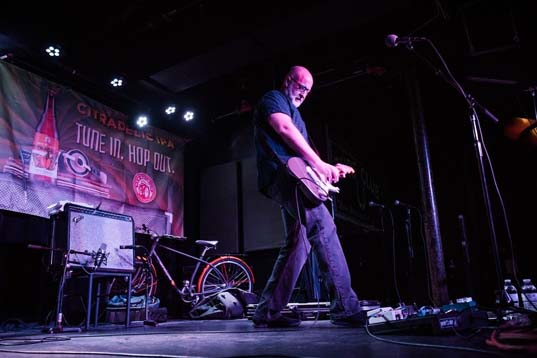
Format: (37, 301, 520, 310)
(253, 90, 309, 197)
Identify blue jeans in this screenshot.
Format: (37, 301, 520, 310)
(254, 171, 361, 321)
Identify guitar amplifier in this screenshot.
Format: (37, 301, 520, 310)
(51, 203, 135, 273)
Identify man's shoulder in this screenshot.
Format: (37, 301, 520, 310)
(260, 89, 285, 102)
(258, 90, 290, 113)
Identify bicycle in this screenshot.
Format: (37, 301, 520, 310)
(108, 225, 255, 306)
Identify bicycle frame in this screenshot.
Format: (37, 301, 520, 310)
(145, 235, 228, 300)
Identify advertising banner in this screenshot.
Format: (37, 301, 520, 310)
(0, 61, 185, 236)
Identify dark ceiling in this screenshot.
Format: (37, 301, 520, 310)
(1, 0, 536, 139)
(0, 1, 438, 133)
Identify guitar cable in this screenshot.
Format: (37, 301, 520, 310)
(294, 180, 323, 328)
(292, 182, 323, 327)
(294, 174, 330, 197)
(284, 159, 345, 325)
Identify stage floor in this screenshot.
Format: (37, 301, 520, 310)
(0, 317, 524, 357)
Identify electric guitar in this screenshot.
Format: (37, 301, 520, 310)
(286, 157, 354, 204)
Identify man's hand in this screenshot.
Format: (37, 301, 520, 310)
(335, 163, 355, 178)
(313, 161, 343, 184)
(312, 162, 356, 184)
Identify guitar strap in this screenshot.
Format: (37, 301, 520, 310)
(259, 133, 319, 174)
(258, 122, 319, 166)
(256, 94, 322, 199)
(307, 136, 321, 158)
(257, 129, 286, 166)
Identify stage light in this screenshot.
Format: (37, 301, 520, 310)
(136, 115, 148, 128)
(110, 77, 124, 87)
(45, 45, 60, 57)
(183, 111, 194, 121)
(165, 106, 176, 115)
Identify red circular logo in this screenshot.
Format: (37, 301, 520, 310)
(132, 172, 157, 203)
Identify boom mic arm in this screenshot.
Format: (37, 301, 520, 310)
(385, 34, 426, 48)
(119, 245, 144, 249)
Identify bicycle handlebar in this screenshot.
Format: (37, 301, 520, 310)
(159, 234, 187, 241)
(135, 225, 187, 241)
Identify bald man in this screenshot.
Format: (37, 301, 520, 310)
(252, 66, 362, 328)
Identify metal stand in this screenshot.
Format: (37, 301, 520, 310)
(29, 230, 82, 333)
(458, 214, 475, 298)
(467, 102, 504, 303)
(527, 87, 537, 119)
(86, 271, 132, 330)
(142, 255, 157, 326)
(402, 207, 417, 305)
(43, 251, 81, 333)
(405, 39, 504, 305)
(31, 246, 132, 332)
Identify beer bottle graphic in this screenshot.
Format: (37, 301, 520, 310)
(29, 89, 60, 183)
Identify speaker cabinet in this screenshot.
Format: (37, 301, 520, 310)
(53, 204, 135, 273)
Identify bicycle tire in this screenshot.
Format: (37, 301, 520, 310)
(107, 255, 158, 297)
(196, 256, 254, 296)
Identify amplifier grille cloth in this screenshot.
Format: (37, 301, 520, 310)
(67, 205, 134, 272)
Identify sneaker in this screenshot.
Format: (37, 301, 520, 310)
(253, 314, 301, 328)
(330, 312, 365, 327)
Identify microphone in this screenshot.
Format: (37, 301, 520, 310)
(27, 244, 59, 251)
(385, 34, 426, 48)
(95, 243, 107, 268)
(69, 249, 92, 256)
(368, 201, 385, 209)
(120, 245, 142, 250)
(394, 200, 415, 208)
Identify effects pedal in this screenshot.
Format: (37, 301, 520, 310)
(367, 307, 404, 324)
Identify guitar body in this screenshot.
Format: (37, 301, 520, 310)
(286, 157, 339, 205)
(504, 117, 537, 145)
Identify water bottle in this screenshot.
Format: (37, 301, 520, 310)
(503, 279, 519, 307)
(520, 278, 537, 311)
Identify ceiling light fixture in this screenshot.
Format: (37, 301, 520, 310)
(45, 45, 60, 57)
(183, 111, 194, 122)
(136, 115, 149, 128)
(110, 77, 124, 87)
(165, 106, 176, 115)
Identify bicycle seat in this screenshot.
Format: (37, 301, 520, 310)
(195, 240, 218, 248)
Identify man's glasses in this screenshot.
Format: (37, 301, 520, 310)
(290, 77, 311, 94)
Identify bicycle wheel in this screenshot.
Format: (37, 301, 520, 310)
(107, 255, 158, 297)
(196, 256, 254, 296)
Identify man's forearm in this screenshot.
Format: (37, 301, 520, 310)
(269, 113, 323, 166)
(279, 125, 322, 165)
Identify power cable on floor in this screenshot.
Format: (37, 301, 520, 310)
(0, 348, 205, 357)
(363, 322, 503, 356)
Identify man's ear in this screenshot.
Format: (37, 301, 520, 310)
(284, 77, 292, 88)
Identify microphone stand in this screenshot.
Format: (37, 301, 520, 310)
(142, 254, 157, 327)
(527, 86, 537, 119)
(402, 207, 416, 305)
(28, 244, 83, 333)
(133, 245, 156, 327)
(404, 40, 504, 307)
(47, 250, 83, 333)
(120, 244, 156, 326)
